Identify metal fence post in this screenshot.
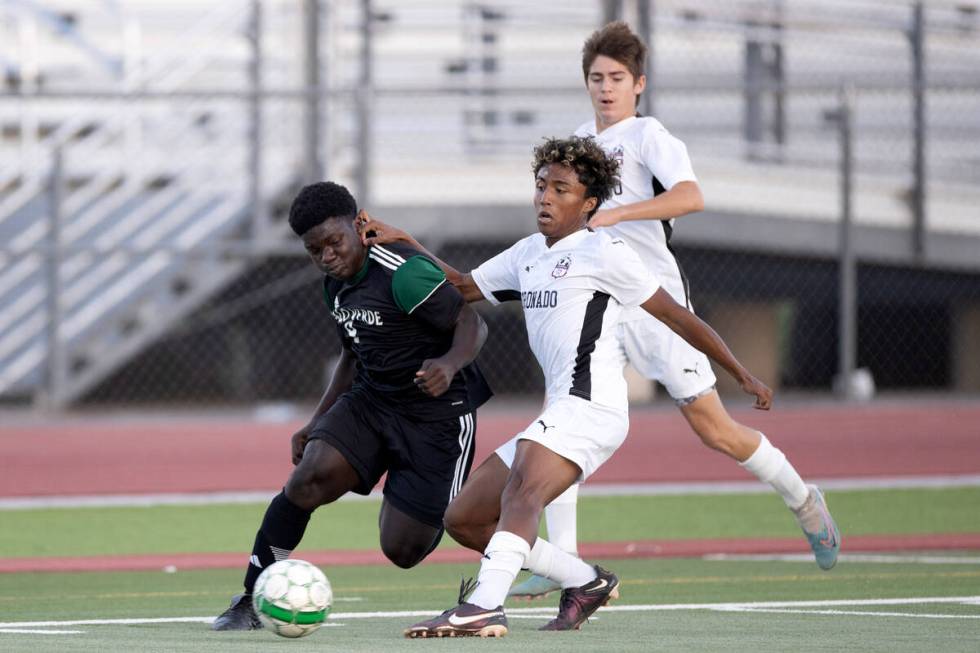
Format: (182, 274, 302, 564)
(909, 1, 927, 260)
(43, 148, 66, 410)
(744, 33, 764, 148)
(637, 0, 654, 117)
(602, 0, 624, 25)
(303, 0, 324, 184)
(771, 0, 786, 149)
(248, 0, 265, 241)
(828, 87, 859, 399)
(355, 0, 374, 207)
(744, 1, 786, 160)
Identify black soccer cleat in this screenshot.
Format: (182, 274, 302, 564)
(403, 577, 508, 638)
(212, 593, 263, 631)
(539, 565, 620, 631)
(403, 602, 508, 638)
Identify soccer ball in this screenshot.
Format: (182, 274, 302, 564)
(252, 559, 332, 638)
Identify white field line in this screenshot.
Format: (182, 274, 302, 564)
(725, 608, 980, 620)
(4, 474, 980, 510)
(1, 596, 978, 629)
(0, 491, 282, 510)
(0, 617, 216, 627)
(705, 553, 980, 564)
(0, 629, 85, 635)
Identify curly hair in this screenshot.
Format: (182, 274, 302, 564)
(532, 136, 620, 214)
(288, 181, 358, 236)
(581, 21, 647, 81)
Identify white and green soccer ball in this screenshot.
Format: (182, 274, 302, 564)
(252, 559, 332, 638)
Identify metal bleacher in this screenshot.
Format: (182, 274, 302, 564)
(0, 1, 304, 405)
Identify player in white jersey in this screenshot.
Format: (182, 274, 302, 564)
(508, 23, 840, 601)
(359, 136, 772, 637)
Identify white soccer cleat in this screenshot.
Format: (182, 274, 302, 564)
(794, 485, 841, 570)
(507, 574, 562, 600)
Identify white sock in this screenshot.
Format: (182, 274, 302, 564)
(739, 433, 809, 510)
(468, 531, 530, 610)
(525, 537, 597, 589)
(544, 483, 579, 556)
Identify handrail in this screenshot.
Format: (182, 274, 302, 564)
(2, 104, 253, 247)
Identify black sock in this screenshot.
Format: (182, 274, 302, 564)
(243, 491, 313, 593)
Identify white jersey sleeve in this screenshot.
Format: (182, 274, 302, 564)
(639, 118, 697, 190)
(595, 237, 661, 308)
(471, 240, 524, 306)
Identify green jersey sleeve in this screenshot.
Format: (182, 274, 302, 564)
(391, 255, 448, 314)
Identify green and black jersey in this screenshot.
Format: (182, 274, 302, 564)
(324, 242, 491, 421)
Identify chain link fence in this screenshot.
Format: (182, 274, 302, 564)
(78, 236, 980, 406)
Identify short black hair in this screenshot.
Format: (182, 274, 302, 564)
(532, 135, 621, 215)
(288, 182, 358, 236)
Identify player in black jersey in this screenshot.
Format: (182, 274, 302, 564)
(213, 181, 492, 631)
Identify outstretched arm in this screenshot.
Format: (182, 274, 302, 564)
(357, 211, 486, 303)
(640, 288, 773, 410)
(588, 181, 703, 229)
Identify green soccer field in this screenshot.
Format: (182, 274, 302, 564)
(2, 489, 979, 652)
(2, 559, 979, 652)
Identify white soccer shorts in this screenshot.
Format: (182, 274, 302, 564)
(494, 396, 629, 481)
(618, 313, 717, 403)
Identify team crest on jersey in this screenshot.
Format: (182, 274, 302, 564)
(611, 145, 624, 165)
(610, 146, 625, 196)
(552, 255, 572, 278)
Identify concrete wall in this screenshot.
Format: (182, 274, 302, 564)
(706, 301, 782, 396)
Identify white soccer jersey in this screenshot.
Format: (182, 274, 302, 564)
(575, 116, 697, 315)
(472, 228, 659, 412)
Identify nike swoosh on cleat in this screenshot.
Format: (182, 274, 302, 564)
(819, 532, 838, 547)
(586, 578, 609, 593)
(447, 611, 503, 627)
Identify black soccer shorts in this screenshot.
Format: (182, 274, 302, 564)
(308, 388, 477, 529)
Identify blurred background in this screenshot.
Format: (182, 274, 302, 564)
(1, 0, 978, 412)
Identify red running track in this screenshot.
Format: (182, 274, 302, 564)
(2, 401, 978, 497)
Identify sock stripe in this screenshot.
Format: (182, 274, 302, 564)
(270, 546, 292, 562)
(243, 492, 311, 594)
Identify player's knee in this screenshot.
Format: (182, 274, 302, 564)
(383, 547, 418, 569)
(443, 502, 467, 539)
(380, 540, 424, 569)
(500, 474, 548, 517)
(283, 478, 315, 511)
(444, 502, 483, 547)
(692, 420, 741, 457)
(379, 531, 433, 569)
(284, 474, 332, 511)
